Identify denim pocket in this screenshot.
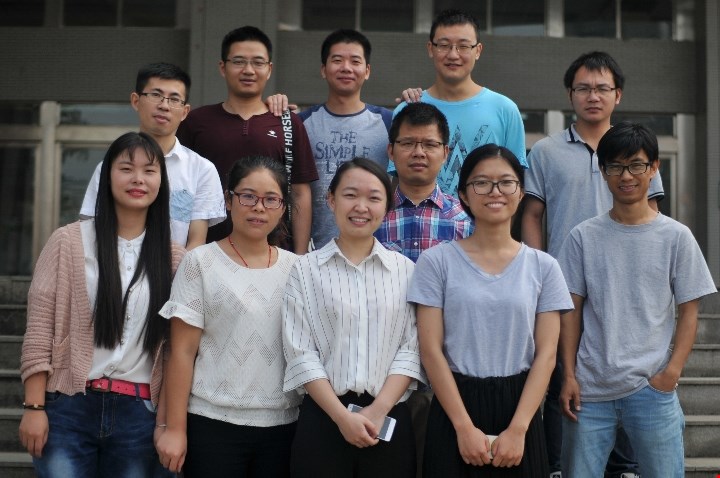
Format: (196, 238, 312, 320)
(44, 391, 64, 403)
(647, 383, 675, 395)
(142, 399, 157, 414)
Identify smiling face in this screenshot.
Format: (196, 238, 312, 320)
(226, 168, 286, 241)
(390, 122, 448, 190)
(569, 66, 622, 126)
(601, 149, 658, 205)
(110, 148, 162, 214)
(219, 40, 273, 99)
(131, 77, 189, 140)
(459, 156, 523, 225)
(427, 23, 482, 85)
(322, 41, 370, 97)
(328, 167, 388, 241)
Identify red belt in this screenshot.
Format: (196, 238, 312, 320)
(86, 378, 151, 400)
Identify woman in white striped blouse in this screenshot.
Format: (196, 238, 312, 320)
(283, 157, 425, 478)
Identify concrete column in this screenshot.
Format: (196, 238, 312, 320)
(34, 101, 60, 262)
(705, 0, 720, 280)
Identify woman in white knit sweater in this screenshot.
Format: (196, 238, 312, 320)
(156, 156, 300, 477)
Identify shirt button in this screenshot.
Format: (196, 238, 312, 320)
(413, 242, 419, 246)
(127, 266, 132, 271)
(125, 243, 131, 248)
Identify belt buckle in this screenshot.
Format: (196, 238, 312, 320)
(92, 378, 113, 393)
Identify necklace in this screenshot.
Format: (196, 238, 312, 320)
(227, 237, 272, 268)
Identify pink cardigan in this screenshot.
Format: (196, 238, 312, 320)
(20, 221, 185, 405)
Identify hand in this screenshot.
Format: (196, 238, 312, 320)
(336, 410, 379, 448)
(357, 403, 386, 439)
(559, 376, 582, 421)
(395, 88, 423, 104)
(490, 426, 525, 467)
(455, 423, 492, 466)
(19, 410, 49, 458)
(264, 94, 298, 116)
(649, 369, 679, 392)
(155, 428, 187, 473)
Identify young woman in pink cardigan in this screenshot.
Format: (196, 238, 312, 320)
(19, 132, 184, 478)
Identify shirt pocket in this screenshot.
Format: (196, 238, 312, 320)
(50, 335, 71, 369)
(170, 189, 194, 223)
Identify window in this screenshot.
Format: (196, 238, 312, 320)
(564, 0, 615, 38)
(0, 104, 40, 125)
(565, 0, 675, 39)
(361, 0, 413, 32)
(302, 0, 413, 31)
(0, 0, 44, 26)
(433, 0, 488, 32)
(492, 0, 544, 36)
(0, 147, 35, 275)
(621, 0, 672, 39)
(61, 148, 105, 227)
(60, 104, 136, 126)
(63, 0, 176, 27)
(302, 0, 355, 30)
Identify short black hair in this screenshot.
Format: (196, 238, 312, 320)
(135, 62, 191, 101)
(430, 9, 480, 42)
(563, 51, 625, 90)
(389, 103, 450, 144)
(328, 157, 393, 214)
(321, 29, 372, 64)
(221, 26, 273, 61)
(597, 122, 659, 170)
(458, 144, 525, 219)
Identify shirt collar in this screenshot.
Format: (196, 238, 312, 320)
(394, 184, 444, 209)
(117, 230, 146, 257)
(567, 124, 588, 145)
(164, 136, 184, 161)
(317, 237, 393, 270)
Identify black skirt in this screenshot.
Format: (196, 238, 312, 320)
(423, 371, 549, 478)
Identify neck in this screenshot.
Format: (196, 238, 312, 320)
(573, 120, 611, 151)
(227, 231, 270, 255)
(325, 94, 365, 115)
(335, 235, 375, 265)
(609, 201, 657, 225)
(115, 208, 148, 240)
(466, 221, 514, 250)
(398, 182, 436, 205)
(144, 131, 175, 155)
(428, 79, 482, 102)
(223, 95, 268, 119)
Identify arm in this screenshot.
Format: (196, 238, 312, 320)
(559, 293, 585, 421)
(291, 183, 311, 254)
(417, 304, 492, 466)
(155, 318, 202, 473)
(264, 94, 298, 117)
(521, 196, 546, 250)
(185, 219, 209, 251)
(18, 372, 49, 457)
(650, 299, 699, 391)
(491, 311, 559, 468)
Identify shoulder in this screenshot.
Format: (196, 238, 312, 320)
(478, 88, 519, 109)
(366, 104, 393, 117)
(176, 142, 214, 168)
(185, 103, 222, 120)
(298, 104, 323, 121)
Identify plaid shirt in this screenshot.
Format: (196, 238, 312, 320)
(375, 185, 474, 262)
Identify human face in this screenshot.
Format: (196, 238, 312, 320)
(601, 150, 658, 206)
(131, 78, 189, 140)
(569, 66, 622, 126)
(389, 122, 448, 189)
(220, 41, 273, 99)
(321, 42, 370, 97)
(459, 156, 523, 224)
(328, 168, 388, 240)
(427, 23, 482, 85)
(110, 149, 162, 214)
(226, 169, 285, 241)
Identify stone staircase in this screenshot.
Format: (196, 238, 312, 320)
(0, 276, 718, 477)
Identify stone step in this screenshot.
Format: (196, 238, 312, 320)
(0, 305, 26, 337)
(685, 457, 720, 478)
(678, 377, 720, 415)
(0, 452, 34, 478)
(696, 314, 720, 344)
(683, 344, 720, 377)
(0, 409, 22, 453)
(0, 370, 23, 408)
(684, 415, 720, 458)
(0, 337, 22, 371)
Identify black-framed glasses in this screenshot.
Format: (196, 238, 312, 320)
(225, 57, 271, 69)
(603, 162, 651, 176)
(570, 86, 617, 97)
(466, 179, 520, 195)
(230, 191, 284, 209)
(394, 140, 445, 152)
(430, 41, 479, 54)
(138, 92, 186, 109)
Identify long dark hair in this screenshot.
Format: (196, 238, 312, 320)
(93, 131, 172, 355)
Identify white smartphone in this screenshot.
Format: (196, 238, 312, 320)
(486, 434, 498, 458)
(347, 403, 397, 442)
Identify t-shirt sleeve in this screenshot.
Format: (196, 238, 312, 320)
(648, 170, 665, 201)
(290, 113, 319, 184)
(524, 144, 546, 202)
(407, 247, 446, 308)
(79, 162, 103, 217)
(671, 226, 717, 304)
(557, 228, 587, 298)
(191, 158, 227, 225)
(503, 101, 528, 167)
(158, 250, 206, 329)
(537, 255, 574, 314)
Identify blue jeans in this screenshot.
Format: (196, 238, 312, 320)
(33, 390, 172, 478)
(562, 384, 685, 478)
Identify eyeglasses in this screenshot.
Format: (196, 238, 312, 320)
(430, 41, 479, 55)
(466, 179, 520, 195)
(139, 92, 186, 109)
(230, 191, 284, 209)
(394, 140, 445, 152)
(571, 86, 617, 97)
(225, 57, 271, 69)
(603, 162, 651, 176)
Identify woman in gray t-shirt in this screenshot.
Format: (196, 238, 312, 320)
(408, 144, 572, 477)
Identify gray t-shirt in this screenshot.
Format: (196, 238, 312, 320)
(299, 104, 391, 249)
(525, 125, 665, 257)
(558, 213, 717, 401)
(408, 242, 573, 378)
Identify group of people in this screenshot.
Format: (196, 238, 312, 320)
(18, 8, 716, 478)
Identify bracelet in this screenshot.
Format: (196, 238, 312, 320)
(156, 424, 167, 428)
(22, 403, 45, 411)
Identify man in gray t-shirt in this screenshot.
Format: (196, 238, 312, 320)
(557, 123, 716, 478)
